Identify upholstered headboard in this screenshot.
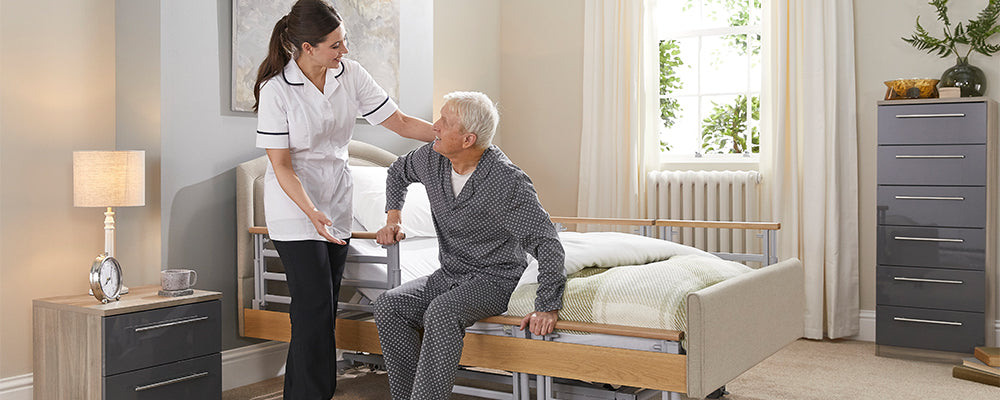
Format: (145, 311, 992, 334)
(235, 140, 398, 335)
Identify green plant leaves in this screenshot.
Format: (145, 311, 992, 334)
(700, 95, 760, 155)
(903, 0, 1000, 58)
(659, 39, 684, 153)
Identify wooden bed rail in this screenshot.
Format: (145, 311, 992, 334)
(654, 219, 780, 231)
(250, 219, 780, 237)
(549, 217, 656, 226)
(549, 216, 780, 231)
(249, 226, 376, 239)
(479, 315, 683, 341)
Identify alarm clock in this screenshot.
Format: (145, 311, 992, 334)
(89, 254, 123, 303)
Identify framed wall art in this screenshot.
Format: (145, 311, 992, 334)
(232, 0, 400, 112)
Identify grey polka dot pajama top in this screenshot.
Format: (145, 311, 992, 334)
(373, 143, 565, 400)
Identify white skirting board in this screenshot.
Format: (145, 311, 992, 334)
(220, 341, 289, 391)
(0, 341, 289, 400)
(850, 309, 877, 342)
(0, 374, 31, 400)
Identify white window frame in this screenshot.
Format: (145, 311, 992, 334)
(656, 3, 762, 169)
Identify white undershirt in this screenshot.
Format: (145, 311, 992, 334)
(451, 168, 474, 198)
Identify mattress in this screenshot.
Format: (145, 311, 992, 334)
(341, 231, 739, 348)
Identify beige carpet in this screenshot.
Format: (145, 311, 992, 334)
(721, 339, 998, 400)
(224, 339, 1000, 399)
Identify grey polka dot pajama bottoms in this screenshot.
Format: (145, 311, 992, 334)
(373, 272, 517, 400)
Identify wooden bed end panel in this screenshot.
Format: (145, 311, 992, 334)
(685, 257, 805, 398)
(244, 308, 291, 343)
(243, 309, 381, 354)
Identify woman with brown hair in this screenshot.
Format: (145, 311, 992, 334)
(253, 0, 433, 397)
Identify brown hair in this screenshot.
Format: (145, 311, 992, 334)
(252, 0, 342, 112)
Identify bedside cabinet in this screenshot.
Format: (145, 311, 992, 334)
(33, 285, 222, 399)
(876, 97, 998, 360)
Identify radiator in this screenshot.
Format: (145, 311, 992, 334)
(646, 170, 762, 255)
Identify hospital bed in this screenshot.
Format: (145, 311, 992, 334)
(235, 141, 804, 399)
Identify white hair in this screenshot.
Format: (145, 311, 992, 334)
(443, 91, 499, 149)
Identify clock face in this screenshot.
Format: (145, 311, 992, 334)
(100, 259, 121, 298)
(90, 255, 122, 303)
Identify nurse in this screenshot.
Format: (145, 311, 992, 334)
(252, 0, 434, 398)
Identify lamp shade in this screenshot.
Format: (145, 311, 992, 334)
(73, 151, 145, 207)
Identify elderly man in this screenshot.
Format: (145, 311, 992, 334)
(373, 91, 565, 400)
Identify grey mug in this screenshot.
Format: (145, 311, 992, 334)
(161, 269, 198, 291)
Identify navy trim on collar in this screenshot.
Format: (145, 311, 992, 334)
(257, 130, 290, 135)
(281, 70, 304, 86)
(362, 96, 390, 117)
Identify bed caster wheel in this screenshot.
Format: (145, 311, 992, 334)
(705, 386, 728, 399)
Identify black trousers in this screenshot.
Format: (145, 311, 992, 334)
(273, 239, 350, 400)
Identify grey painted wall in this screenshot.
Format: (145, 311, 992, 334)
(116, 0, 162, 290)
(159, 0, 432, 350)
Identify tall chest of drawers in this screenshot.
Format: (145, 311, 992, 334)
(876, 97, 997, 358)
(33, 285, 222, 399)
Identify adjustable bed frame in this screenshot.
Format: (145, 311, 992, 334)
(235, 142, 804, 399)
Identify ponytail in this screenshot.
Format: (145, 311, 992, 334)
(253, 16, 292, 112)
(252, 1, 343, 113)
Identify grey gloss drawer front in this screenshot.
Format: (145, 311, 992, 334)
(878, 102, 986, 145)
(876, 266, 985, 312)
(877, 226, 985, 270)
(876, 186, 986, 228)
(876, 305, 984, 353)
(103, 300, 221, 376)
(104, 353, 221, 400)
(877, 145, 986, 186)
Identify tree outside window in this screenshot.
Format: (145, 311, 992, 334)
(657, 0, 762, 156)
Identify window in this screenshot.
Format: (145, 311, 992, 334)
(655, 0, 762, 159)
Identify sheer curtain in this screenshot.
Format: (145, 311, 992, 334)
(577, 0, 659, 220)
(760, 0, 860, 339)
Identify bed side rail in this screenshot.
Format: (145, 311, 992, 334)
(551, 217, 781, 265)
(249, 226, 399, 312)
(549, 216, 656, 237)
(479, 315, 683, 342)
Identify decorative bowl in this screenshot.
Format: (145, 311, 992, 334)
(884, 78, 940, 100)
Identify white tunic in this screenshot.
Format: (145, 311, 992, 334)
(256, 58, 397, 241)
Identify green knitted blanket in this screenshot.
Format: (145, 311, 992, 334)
(507, 254, 751, 336)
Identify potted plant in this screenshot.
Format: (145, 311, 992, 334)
(902, 0, 1000, 97)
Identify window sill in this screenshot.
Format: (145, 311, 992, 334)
(657, 155, 759, 172)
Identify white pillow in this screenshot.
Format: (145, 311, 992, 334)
(351, 166, 437, 237)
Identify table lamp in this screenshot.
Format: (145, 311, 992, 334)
(73, 150, 145, 294)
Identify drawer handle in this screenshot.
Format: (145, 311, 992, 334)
(893, 195, 965, 201)
(893, 276, 964, 284)
(894, 113, 966, 118)
(134, 371, 209, 392)
(894, 155, 966, 159)
(893, 316, 963, 326)
(893, 236, 964, 243)
(135, 316, 209, 332)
